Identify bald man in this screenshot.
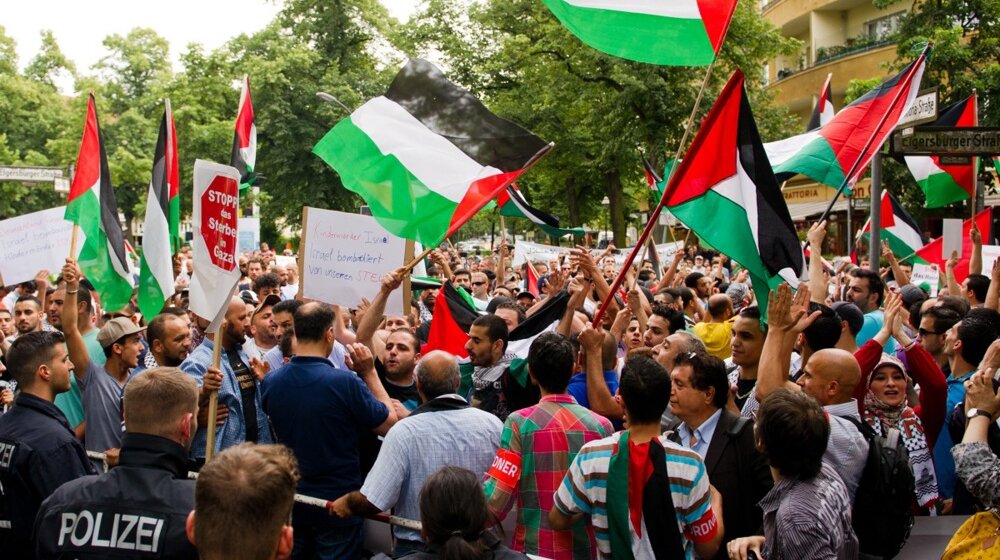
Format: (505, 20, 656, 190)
(329, 350, 502, 554)
(755, 285, 870, 499)
(692, 294, 735, 359)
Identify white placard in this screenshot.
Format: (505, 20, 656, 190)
(189, 160, 242, 332)
(238, 217, 260, 254)
(301, 208, 406, 316)
(274, 255, 297, 269)
(942, 219, 963, 260)
(910, 263, 940, 297)
(511, 239, 684, 268)
(0, 206, 83, 285)
(981, 245, 1000, 275)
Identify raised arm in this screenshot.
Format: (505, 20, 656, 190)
(882, 241, 910, 287)
(970, 223, 983, 276)
(557, 278, 588, 337)
(355, 269, 404, 358)
(579, 327, 623, 420)
(946, 251, 961, 297)
(756, 284, 819, 401)
(807, 222, 828, 304)
(655, 250, 685, 293)
(985, 259, 1000, 311)
(346, 343, 397, 436)
(59, 259, 91, 381)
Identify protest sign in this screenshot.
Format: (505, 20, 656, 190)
(274, 255, 297, 269)
(511, 239, 684, 268)
(238, 217, 260, 254)
(982, 245, 1000, 275)
(189, 160, 242, 332)
(0, 206, 83, 285)
(942, 219, 963, 259)
(301, 207, 407, 316)
(910, 263, 940, 297)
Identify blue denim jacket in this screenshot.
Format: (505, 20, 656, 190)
(181, 339, 273, 458)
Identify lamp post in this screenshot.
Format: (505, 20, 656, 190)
(601, 196, 610, 247)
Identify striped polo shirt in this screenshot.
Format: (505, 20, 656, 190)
(553, 433, 714, 560)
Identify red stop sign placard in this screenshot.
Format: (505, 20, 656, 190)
(200, 175, 239, 271)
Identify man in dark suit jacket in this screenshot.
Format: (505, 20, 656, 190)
(662, 351, 773, 560)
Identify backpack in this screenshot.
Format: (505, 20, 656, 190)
(845, 416, 915, 559)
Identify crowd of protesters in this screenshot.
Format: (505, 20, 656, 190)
(1, 222, 999, 560)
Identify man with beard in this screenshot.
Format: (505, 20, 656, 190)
(243, 294, 280, 360)
(34, 368, 202, 559)
(135, 312, 194, 374)
(6, 296, 45, 344)
(414, 282, 440, 343)
(182, 296, 272, 462)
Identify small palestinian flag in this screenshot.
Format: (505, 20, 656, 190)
(165, 99, 181, 252)
(806, 73, 835, 132)
(230, 75, 258, 190)
(65, 95, 134, 313)
(425, 281, 479, 360)
(543, 0, 738, 66)
(665, 70, 804, 318)
(525, 261, 540, 297)
(314, 59, 552, 247)
(643, 156, 665, 197)
(913, 209, 992, 284)
(765, 47, 929, 189)
(138, 104, 178, 320)
(498, 184, 584, 238)
(858, 190, 926, 263)
(904, 94, 978, 208)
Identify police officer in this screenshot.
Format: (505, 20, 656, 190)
(34, 367, 203, 559)
(0, 331, 95, 557)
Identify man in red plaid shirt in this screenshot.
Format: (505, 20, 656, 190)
(483, 332, 614, 559)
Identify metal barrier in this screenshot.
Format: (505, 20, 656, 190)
(85, 450, 422, 531)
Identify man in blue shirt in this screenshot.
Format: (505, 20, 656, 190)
(261, 302, 398, 560)
(847, 269, 895, 352)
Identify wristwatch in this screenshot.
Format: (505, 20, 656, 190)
(967, 408, 995, 420)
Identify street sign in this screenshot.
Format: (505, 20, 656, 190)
(896, 89, 938, 129)
(0, 166, 64, 182)
(890, 127, 1000, 156)
(53, 178, 70, 193)
(939, 155, 973, 166)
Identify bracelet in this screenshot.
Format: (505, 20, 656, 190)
(66, 289, 79, 294)
(902, 339, 917, 352)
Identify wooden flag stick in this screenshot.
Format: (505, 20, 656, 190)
(297, 207, 309, 300)
(205, 318, 228, 462)
(403, 245, 435, 273)
(69, 224, 79, 259)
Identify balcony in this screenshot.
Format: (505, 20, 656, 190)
(768, 43, 897, 123)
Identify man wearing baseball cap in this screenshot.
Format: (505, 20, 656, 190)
(61, 259, 145, 459)
(243, 294, 280, 361)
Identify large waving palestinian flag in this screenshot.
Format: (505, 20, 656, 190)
(858, 190, 926, 262)
(665, 71, 804, 317)
(498, 184, 584, 238)
(542, 0, 739, 65)
(904, 95, 977, 208)
(65, 95, 134, 313)
(230, 75, 258, 190)
(138, 105, 178, 320)
(765, 51, 928, 189)
(314, 59, 552, 247)
(806, 73, 835, 132)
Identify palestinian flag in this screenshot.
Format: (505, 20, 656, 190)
(904, 95, 977, 207)
(806, 73, 835, 132)
(764, 49, 929, 189)
(665, 71, 804, 318)
(525, 261, 540, 297)
(165, 99, 181, 252)
(643, 156, 665, 198)
(542, 0, 738, 66)
(230, 75, 258, 190)
(65, 95, 134, 313)
(858, 190, 926, 263)
(913, 209, 992, 284)
(138, 106, 178, 320)
(498, 184, 584, 238)
(314, 59, 552, 247)
(424, 281, 479, 360)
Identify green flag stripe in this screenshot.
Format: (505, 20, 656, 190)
(917, 173, 973, 208)
(313, 117, 456, 245)
(771, 137, 846, 188)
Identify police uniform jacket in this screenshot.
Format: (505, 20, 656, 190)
(34, 432, 198, 559)
(0, 392, 95, 558)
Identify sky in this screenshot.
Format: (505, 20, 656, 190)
(3, 0, 420, 91)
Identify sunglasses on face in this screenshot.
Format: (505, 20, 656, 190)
(918, 328, 943, 337)
(472, 281, 486, 286)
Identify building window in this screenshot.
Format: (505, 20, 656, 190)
(865, 12, 906, 41)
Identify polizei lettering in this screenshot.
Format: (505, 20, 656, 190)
(57, 511, 165, 553)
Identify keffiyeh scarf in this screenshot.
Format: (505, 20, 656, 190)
(864, 391, 939, 508)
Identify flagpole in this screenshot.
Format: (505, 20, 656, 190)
(817, 42, 932, 225)
(972, 89, 979, 221)
(205, 318, 228, 462)
(69, 224, 79, 258)
(591, 53, 721, 327)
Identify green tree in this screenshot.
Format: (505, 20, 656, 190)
(24, 30, 77, 87)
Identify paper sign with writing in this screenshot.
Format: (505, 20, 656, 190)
(0, 206, 84, 285)
(910, 263, 940, 297)
(190, 160, 242, 332)
(981, 245, 1000, 277)
(511, 240, 684, 268)
(301, 208, 406, 316)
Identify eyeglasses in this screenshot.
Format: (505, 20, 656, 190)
(918, 328, 943, 337)
(472, 281, 486, 286)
